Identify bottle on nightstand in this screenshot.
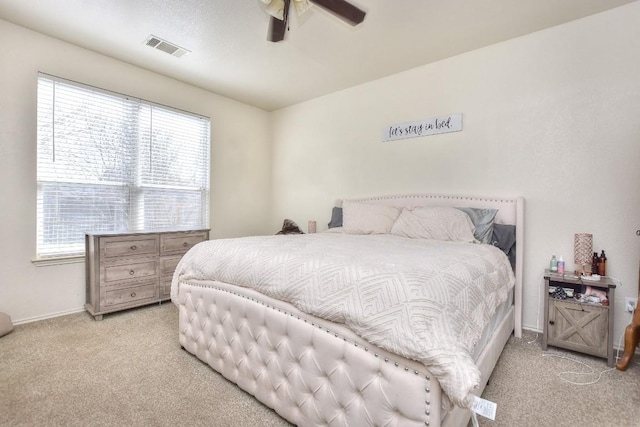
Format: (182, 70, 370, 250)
(557, 256, 565, 274)
(598, 250, 607, 276)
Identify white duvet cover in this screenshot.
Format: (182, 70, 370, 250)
(171, 233, 515, 409)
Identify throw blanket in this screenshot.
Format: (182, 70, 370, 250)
(171, 233, 515, 409)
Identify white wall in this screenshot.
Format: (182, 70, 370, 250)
(0, 19, 272, 323)
(270, 3, 640, 342)
(3, 3, 640, 342)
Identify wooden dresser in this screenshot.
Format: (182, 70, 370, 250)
(85, 229, 209, 320)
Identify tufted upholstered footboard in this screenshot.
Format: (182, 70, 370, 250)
(178, 279, 442, 425)
(176, 279, 514, 426)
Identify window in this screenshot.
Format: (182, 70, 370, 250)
(36, 73, 210, 258)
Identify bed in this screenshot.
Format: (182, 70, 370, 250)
(171, 193, 524, 426)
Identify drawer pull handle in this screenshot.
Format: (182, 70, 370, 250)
(183, 242, 189, 247)
(131, 292, 136, 298)
(549, 320, 555, 325)
(129, 270, 135, 275)
(130, 245, 137, 250)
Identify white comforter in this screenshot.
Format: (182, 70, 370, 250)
(171, 233, 515, 409)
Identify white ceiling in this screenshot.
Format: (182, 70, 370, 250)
(0, 0, 635, 111)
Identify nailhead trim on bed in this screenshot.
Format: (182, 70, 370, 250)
(178, 281, 438, 426)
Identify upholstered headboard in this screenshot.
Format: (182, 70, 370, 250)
(337, 193, 521, 226)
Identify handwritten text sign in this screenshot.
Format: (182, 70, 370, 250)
(382, 113, 462, 142)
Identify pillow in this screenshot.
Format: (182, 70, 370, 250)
(390, 206, 477, 242)
(327, 207, 343, 229)
(491, 223, 516, 269)
(342, 201, 400, 235)
(456, 207, 498, 244)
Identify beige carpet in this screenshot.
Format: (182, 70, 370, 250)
(1, 303, 638, 427)
(479, 331, 640, 426)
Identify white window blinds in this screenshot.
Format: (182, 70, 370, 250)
(36, 73, 210, 258)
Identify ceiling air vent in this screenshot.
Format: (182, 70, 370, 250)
(143, 35, 190, 58)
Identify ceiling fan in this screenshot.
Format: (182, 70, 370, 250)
(261, 0, 366, 42)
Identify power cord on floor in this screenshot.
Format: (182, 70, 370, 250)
(542, 352, 615, 385)
(470, 412, 480, 427)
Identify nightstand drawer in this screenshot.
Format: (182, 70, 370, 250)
(101, 258, 159, 284)
(101, 235, 159, 258)
(160, 232, 207, 256)
(101, 282, 158, 308)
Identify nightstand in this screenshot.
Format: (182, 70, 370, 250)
(542, 269, 616, 367)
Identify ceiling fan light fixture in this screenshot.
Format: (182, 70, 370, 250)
(292, 0, 312, 16)
(263, 0, 311, 20)
(264, 0, 365, 42)
(263, 0, 286, 20)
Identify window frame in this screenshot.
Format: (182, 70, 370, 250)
(35, 73, 211, 262)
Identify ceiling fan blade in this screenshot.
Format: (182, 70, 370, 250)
(268, 0, 291, 42)
(309, 0, 366, 26)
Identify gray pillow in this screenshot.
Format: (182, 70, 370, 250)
(327, 207, 343, 229)
(456, 207, 498, 244)
(491, 223, 516, 270)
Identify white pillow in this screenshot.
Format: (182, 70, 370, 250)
(390, 206, 477, 242)
(342, 201, 400, 235)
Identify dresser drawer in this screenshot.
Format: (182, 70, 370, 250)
(160, 232, 207, 256)
(101, 282, 158, 308)
(101, 235, 159, 258)
(101, 257, 159, 284)
(160, 255, 182, 277)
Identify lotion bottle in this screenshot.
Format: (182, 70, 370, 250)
(557, 255, 565, 274)
(550, 255, 558, 272)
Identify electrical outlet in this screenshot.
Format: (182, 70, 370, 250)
(625, 297, 638, 313)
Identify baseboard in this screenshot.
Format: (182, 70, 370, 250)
(13, 307, 87, 325)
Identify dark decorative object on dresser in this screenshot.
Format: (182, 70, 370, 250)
(276, 219, 304, 235)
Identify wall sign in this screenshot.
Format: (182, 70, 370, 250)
(382, 113, 462, 142)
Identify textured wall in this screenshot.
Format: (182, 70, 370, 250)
(270, 3, 640, 343)
(0, 19, 272, 322)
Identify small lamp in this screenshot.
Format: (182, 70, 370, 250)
(574, 233, 593, 275)
(308, 220, 317, 234)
